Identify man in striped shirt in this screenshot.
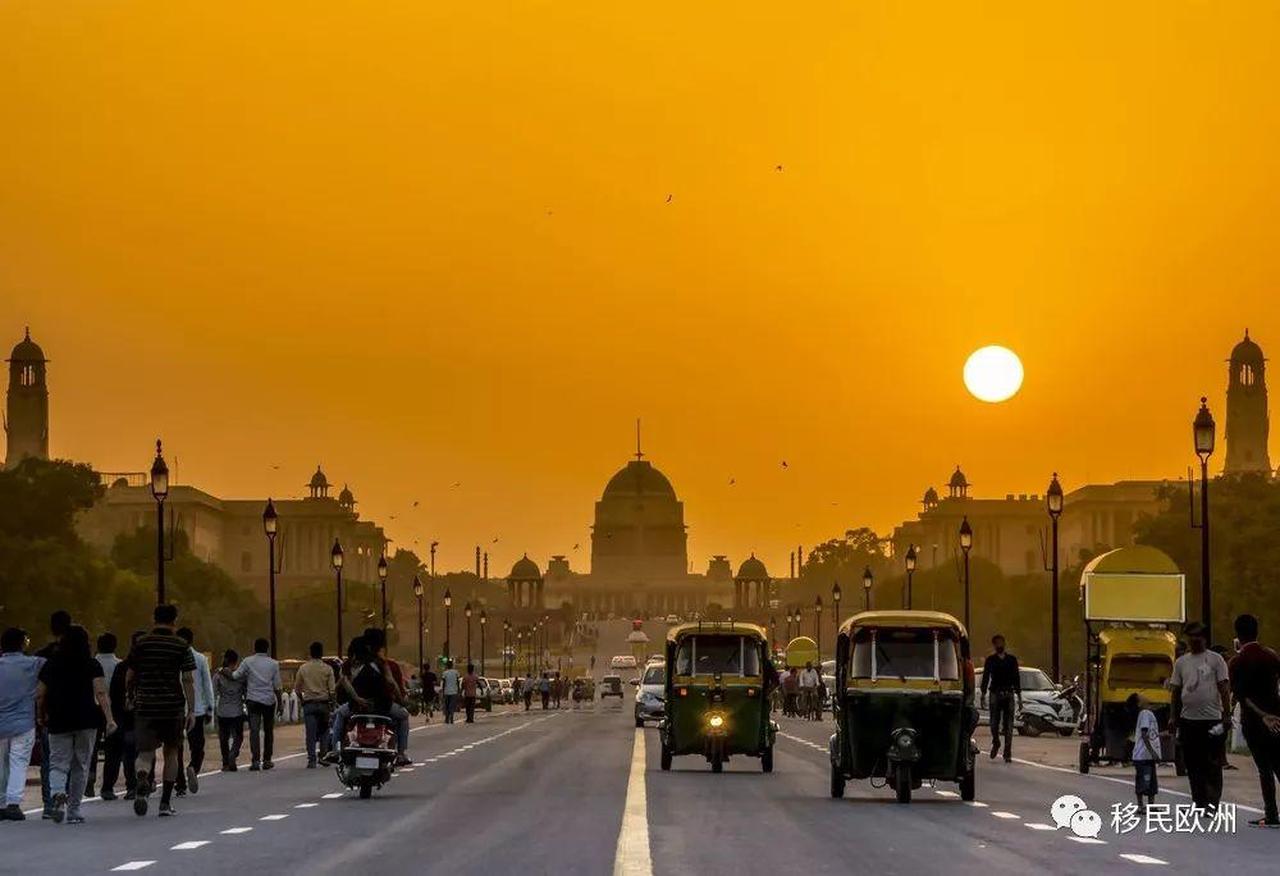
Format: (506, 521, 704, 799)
(126, 604, 195, 818)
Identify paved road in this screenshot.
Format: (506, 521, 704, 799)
(5, 617, 1275, 875)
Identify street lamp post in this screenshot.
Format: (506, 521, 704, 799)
(377, 554, 389, 634)
(831, 582, 842, 646)
(814, 595, 823, 655)
(480, 609, 487, 676)
(413, 575, 425, 675)
(1193, 397, 1216, 642)
(503, 619, 511, 677)
(427, 541, 438, 661)
(1046, 473, 1064, 681)
(465, 602, 473, 664)
(331, 539, 345, 654)
(443, 588, 453, 665)
(262, 499, 279, 658)
(862, 566, 873, 611)
(517, 628, 524, 674)
(904, 544, 917, 610)
(959, 517, 973, 631)
(150, 440, 169, 605)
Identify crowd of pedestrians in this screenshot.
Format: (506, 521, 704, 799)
(0, 604, 294, 823)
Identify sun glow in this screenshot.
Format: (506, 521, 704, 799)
(963, 346, 1024, 403)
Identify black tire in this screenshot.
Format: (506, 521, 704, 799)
(358, 779, 373, 799)
(1078, 740, 1090, 774)
(761, 745, 774, 773)
(711, 755, 723, 773)
(894, 763, 912, 804)
(830, 767, 845, 799)
(635, 713, 645, 728)
(660, 744, 672, 771)
(959, 768, 975, 801)
(1058, 727, 1075, 737)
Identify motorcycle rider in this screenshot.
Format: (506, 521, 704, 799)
(362, 629, 412, 766)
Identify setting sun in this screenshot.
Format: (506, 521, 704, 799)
(963, 346, 1024, 403)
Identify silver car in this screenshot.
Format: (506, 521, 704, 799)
(634, 663, 666, 727)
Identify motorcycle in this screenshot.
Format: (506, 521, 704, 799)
(1018, 676, 1084, 738)
(336, 714, 397, 798)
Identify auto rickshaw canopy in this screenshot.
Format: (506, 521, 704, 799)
(838, 609, 968, 639)
(665, 620, 768, 644)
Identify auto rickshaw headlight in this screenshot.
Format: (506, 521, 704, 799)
(708, 714, 725, 728)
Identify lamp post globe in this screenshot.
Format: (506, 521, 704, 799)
(443, 587, 453, 665)
(1046, 473, 1064, 680)
(862, 566, 873, 611)
(149, 439, 169, 604)
(904, 544, 917, 609)
(1193, 397, 1216, 642)
(958, 517, 973, 631)
(413, 574, 424, 674)
(331, 538, 345, 654)
(377, 553, 390, 632)
(263, 498, 279, 657)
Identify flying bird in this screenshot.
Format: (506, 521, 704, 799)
(492, 537, 500, 543)
(451, 482, 461, 488)
(572, 543, 580, 550)
(775, 164, 783, 171)
(412, 500, 419, 507)
(665, 194, 673, 203)
(728, 478, 736, 486)
(781, 460, 789, 469)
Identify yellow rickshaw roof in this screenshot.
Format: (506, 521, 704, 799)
(838, 610, 967, 637)
(1098, 627, 1178, 653)
(665, 621, 769, 643)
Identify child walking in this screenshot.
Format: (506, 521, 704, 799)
(1129, 693, 1161, 810)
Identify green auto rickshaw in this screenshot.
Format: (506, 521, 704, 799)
(659, 622, 778, 773)
(830, 611, 977, 803)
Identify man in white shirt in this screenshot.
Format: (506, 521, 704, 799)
(798, 661, 820, 718)
(441, 661, 461, 725)
(1169, 621, 1231, 811)
(233, 638, 281, 770)
(85, 632, 122, 799)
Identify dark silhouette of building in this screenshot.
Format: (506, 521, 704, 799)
(4, 328, 50, 469)
(1224, 330, 1272, 476)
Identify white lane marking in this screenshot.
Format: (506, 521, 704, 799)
(1119, 854, 1167, 865)
(1009, 756, 1264, 815)
(294, 803, 319, 809)
(322, 793, 344, 799)
(111, 862, 156, 871)
(967, 801, 989, 808)
(612, 727, 653, 876)
(400, 768, 415, 773)
(260, 814, 289, 821)
(1023, 823, 1055, 831)
(426, 758, 439, 762)
(934, 789, 958, 798)
(991, 811, 1020, 819)
(170, 841, 211, 850)
(220, 827, 253, 835)
(1070, 836, 1107, 845)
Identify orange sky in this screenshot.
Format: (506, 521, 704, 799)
(2, 2, 1278, 576)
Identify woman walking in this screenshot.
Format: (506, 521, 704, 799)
(36, 625, 114, 824)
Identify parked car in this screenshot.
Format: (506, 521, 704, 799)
(600, 675, 625, 699)
(634, 662, 666, 726)
(610, 655, 638, 670)
(664, 614, 681, 623)
(475, 676, 494, 712)
(497, 678, 515, 704)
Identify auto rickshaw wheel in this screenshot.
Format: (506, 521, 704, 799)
(830, 767, 845, 799)
(1077, 740, 1090, 774)
(959, 768, 975, 801)
(894, 763, 912, 803)
(761, 745, 774, 773)
(660, 743, 672, 771)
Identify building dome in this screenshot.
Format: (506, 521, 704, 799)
(338, 484, 355, 507)
(948, 466, 968, 490)
(736, 554, 769, 580)
(7, 328, 46, 363)
(923, 486, 939, 504)
(602, 460, 676, 499)
(1231, 330, 1265, 364)
(509, 554, 541, 579)
(309, 466, 329, 490)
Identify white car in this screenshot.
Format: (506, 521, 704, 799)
(975, 667, 1077, 736)
(664, 614, 681, 623)
(634, 663, 666, 727)
(610, 655, 638, 670)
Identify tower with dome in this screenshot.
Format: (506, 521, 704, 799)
(5, 328, 50, 469)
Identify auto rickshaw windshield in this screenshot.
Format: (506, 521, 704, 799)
(851, 628, 959, 680)
(673, 635, 762, 677)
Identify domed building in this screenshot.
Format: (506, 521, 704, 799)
(1225, 330, 1272, 476)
